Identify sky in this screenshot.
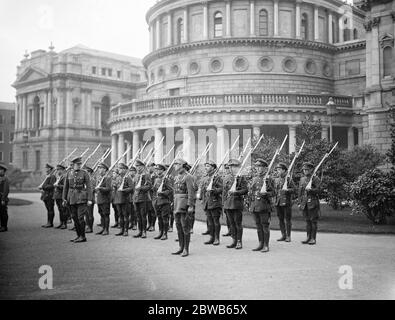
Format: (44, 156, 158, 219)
(0, 0, 157, 102)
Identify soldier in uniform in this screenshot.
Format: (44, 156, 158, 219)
(95, 163, 112, 236)
(83, 165, 95, 233)
(152, 164, 173, 240)
(133, 160, 152, 239)
(53, 164, 68, 229)
(199, 160, 223, 245)
(40, 164, 57, 228)
(172, 159, 196, 257)
(0, 163, 10, 232)
(298, 162, 321, 245)
(127, 166, 137, 230)
(274, 162, 295, 242)
(62, 157, 93, 243)
(184, 163, 198, 234)
(249, 159, 274, 253)
(165, 164, 175, 233)
(111, 169, 120, 228)
(147, 162, 157, 232)
(113, 163, 134, 237)
(222, 164, 232, 237)
(223, 159, 248, 250)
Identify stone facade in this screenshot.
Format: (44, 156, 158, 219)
(12, 45, 146, 175)
(0, 102, 15, 167)
(111, 0, 394, 165)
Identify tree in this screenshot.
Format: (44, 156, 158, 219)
(386, 104, 395, 171)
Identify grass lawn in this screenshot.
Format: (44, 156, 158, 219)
(195, 202, 395, 235)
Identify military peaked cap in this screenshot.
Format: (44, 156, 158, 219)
(302, 162, 314, 169)
(276, 162, 288, 171)
(155, 164, 166, 171)
(204, 160, 217, 169)
(98, 162, 109, 171)
(71, 157, 82, 164)
(118, 163, 128, 170)
(254, 158, 268, 167)
(135, 159, 146, 167)
(227, 159, 241, 167)
(0, 163, 7, 171)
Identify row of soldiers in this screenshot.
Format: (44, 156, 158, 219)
(39, 153, 321, 256)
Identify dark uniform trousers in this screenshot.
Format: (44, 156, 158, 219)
(55, 199, 67, 224)
(112, 203, 119, 225)
(175, 209, 193, 248)
(253, 211, 270, 246)
(303, 208, 319, 241)
(116, 203, 129, 232)
(225, 209, 243, 242)
(135, 202, 149, 233)
(98, 203, 111, 231)
(154, 203, 171, 234)
(128, 202, 137, 228)
(0, 203, 8, 229)
(70, 204, 88, 238)
(44, 199, 55, 225)
(147, 201, 156, 229)
(205, 208, 222, 240)
(276, 206, 292, 238)
(86, 203, 94, 230)
(169, 202, 174, 229)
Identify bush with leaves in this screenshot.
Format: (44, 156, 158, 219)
(6, 166, 30, 190)
(347, 169, 395, 224)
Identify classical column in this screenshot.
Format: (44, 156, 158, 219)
(347, 127, 355, 151)
(273, 0, 279, 37)
(167, 13, 172, 46)
(43, 91, 48, 127)
(132, 130, 140, 157)
(65, 88, 73, 125)
(289, 126, 296, 154)
(86, 91, 93, 127)
(225, 0, 231, 37)
(203, 1, 209, 40)
(295, 0, 301, 38)
(183, 127, 194, 164)
(56, 88, 64, 125)
(47, 90, 52, 126)
(15, 96, 20, 130)
(156, 18, 161, 50)
(328, 12, 333, 44)
(338, 16, 344, 43)
(154, 128, 164, 163)
(149, 24, 154, 52)
(183, 7, 189, 42)
(111, 134, 118, 165)
(118, 132, 126, 162)
(321, 126, 329, 141)
(314, 5, 319, 41)
(21, 95, 27, 129)
(216, 126, 225, 164)
(358, 127, 363, 146)
(126, 138, 132, 163)
(250, 0, 255, 36)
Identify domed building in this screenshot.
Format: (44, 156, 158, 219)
(109, 0, 395, 165)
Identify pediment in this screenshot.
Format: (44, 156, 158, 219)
(14, 66, 49, 85)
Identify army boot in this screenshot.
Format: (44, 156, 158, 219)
(172, 232, 184, 255)
(277, 227, 286, 241)
(141, 230, 147, 238)
(285, 224, 292, 242)
(235, 240, 243, 250)
(261, 232, 270, 253)
(227, 237, 237, 249)
(253, 230, 263, 251)
(302, 221, 312, 244)
(115, 225, 124, 236)
(182, 234, 190, 257)
(95, 229, 104, 235)
(213, 227, 220, 246)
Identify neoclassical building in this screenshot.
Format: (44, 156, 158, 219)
(109, 0, 395, 165)
(12, 45, 146, 174)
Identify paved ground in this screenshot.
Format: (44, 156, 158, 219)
(0, 193, 394, 300)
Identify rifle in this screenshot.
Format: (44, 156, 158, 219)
(190, 143, 213, 175)
(150, 135, 165, 164)
(95, 147, 131, 190)
(228, 134, 265, 193)
(306, 142, 338, 189)
(92, 148, 111, 172)
(206, 136, 240, 191)
(118, 147, 143, 191)
(157, 151, 182, 193)
(238, 137, 251, 161)
(82, 144, 101, 167)
(60, 148, 78, 166)
(260, 135, 288, 194)
(159, 145, 175, 164)
(79, 148, 90, 159)
(282, 141, 305, 190)
(51, 148, 79, 187)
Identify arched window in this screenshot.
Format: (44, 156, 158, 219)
(301, 13, 308, 40)
(353, 28, 358, 40)
(101, 96, 111, 134)
(214, 12, 223, 38)
(176, 18, 184, 44)
(343, 19, 350, 41)
(259, 9, 268, 36)
(383, 46, 393, 77)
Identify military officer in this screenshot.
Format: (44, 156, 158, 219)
(95, 162, 112, 236)
(152, 164, 173, 240)
(249, 159, 274, 253)
(113, 163, 134, 237)
(133, 160, 152, 239)
(127, 166, 137, 230)
(223, 159, 248, 250)
(165, 164, 175, 233)
(185, 163, 198, 234)
(40, 164, 57, 228)
(111, 169, 120, 228)
(172, 159, 196, 257)
(222, 164, 232, 237)
(0, 163, 10, 232)
(62, 157, 92, 243)
(83, 165, 95, 233)
(274, 162, 295, 242)
(53, 164, 68, 229)
(298, 162, 321, 245)
(200, 160, 223, 246)
(147, 162, 157, 232)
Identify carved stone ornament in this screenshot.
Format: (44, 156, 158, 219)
(380, 33, 394, 48)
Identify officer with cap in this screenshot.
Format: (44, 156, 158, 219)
(172, 158, 196, 257)
(40, 164, 57, 228)
(165, 164, 175, 233)
(184, 162, 198, 234)
(113, 163, 134, 237)
(200, 160, 223, 246)
(222, 163, 232, 237)
(62, 157, 93, 243)
(249, 159, 274, 253)
(95, 162, 112, 236)
(0, 163, 10, 232)
(152, 163, 173, 240)
(274, 162, 295, 242)
(111, 169, 120, 228)
(298, 162, 321, 245)
(147, 162, 157, 232)
(83, 165, 95, 233)
(133, 160, 152, 239)
(223, 159, 248, 250)
(127, 166, 137, 230)
(53, 164, 67, 229)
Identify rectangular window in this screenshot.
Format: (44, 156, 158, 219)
(345, 59, 360, 76)
(35, 150, 41, 171)
(29, 109, 33, 128)
(0, 152, 3, 162)
(108, 69, 112, 77)
(9, 151, 13, 164)
(0, 131, 3, 143)
(0, 115, 3, 124)
(117, 71, 121, 79)
(101, 68, 106, 76)
(23, 151, 28, 170)
(11, 115, 15, 125)
(92, 66, 97, 74)
(10, 132, 14, 142)
(169, 88, 180, 96)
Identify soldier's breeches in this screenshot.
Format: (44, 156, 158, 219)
(86, 204, 94, 229)
(112, 204, 119, 223)
(44, 199, 55, 224)
(55, 199, 67, 224)
(303, 209, 318, 240)
(225, 209, 243, 241)
(147, 202, 156, 228)
(205, 208, 221, 239)
(129, 203, 137, 226)
(253, 211, 270, 245)
(70, 204, 87, 238)
(116, 204, 129, 231)
(276, 206, 292, 237)
(135, 202, 148, 232)
(98, 203, 110, 230)
(155, 203, 170, 233)
(0, 204, 8, 228)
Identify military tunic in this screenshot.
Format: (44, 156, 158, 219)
(133, 172, 152, 235)
(95, 175, 112, 233)
(41, 174, 56, 226)
(274, 174, 295, 239)
(53, 174, 67, 226)
(152, 174, 173, 236)
(112, 173, 133, 234)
